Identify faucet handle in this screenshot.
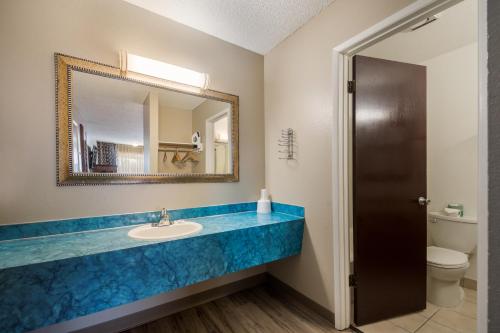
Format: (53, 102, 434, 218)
(161, 208, 170, 220)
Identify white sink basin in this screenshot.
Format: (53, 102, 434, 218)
(128, 221, 202, 240)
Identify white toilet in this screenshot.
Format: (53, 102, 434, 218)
(427, 212, 477, 307)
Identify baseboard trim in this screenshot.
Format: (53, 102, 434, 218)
(266, 274, 335, 324)
(350, 325, 365, 333)
(461, 277, 478, 290)
(73, 273, 267, 333)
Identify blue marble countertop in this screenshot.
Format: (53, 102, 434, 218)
(0, 202, 304, 333)
(0, 211, 301, 270)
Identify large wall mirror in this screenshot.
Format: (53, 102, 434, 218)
(56, 54, 239, 185)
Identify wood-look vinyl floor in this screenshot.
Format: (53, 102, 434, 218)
(122, 286, 346, 333)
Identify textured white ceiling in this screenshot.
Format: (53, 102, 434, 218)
(122, 0, 334, 54)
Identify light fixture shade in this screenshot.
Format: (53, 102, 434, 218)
(120, 51, 209, 89)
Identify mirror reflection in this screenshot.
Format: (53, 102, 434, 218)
(71, 70, 232, 175)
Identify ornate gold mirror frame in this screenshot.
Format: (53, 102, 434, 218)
(55, 53, 239, 186)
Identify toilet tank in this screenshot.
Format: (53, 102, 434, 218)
(428, 212, 477, 254)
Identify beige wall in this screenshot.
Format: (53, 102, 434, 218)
(0, 0, 264, 224)
(0, 0, 426, 324)
(0, 0, 264, 330)
(158, 107, 193, 143)
(158, 106, 193, 173)
(264, 0, 415, 311)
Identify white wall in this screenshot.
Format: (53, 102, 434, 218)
(0, 0, 265, 224)
(423, 43, 478, 279)
(425, 43, 478, 218)
(143, 92, 159, 173)
(264, 0, 416, 311)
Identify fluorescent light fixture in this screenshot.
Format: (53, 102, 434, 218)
(120, 51, 209, 89)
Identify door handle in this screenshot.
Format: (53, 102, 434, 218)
(418, 197, 431, 206)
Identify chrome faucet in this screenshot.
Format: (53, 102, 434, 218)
(152, 208, 173, 227)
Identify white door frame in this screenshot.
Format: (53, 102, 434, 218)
(331, 0, 488, 330)
(205, 108, 232, 173)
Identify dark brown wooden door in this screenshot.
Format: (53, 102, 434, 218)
(352, 55, 427, 325)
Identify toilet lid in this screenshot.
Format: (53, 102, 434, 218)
(427, 246, 468, 268)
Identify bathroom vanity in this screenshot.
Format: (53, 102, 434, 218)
(0, 202, 304, 333)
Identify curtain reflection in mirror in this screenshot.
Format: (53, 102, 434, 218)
(117, 144, 144, 173)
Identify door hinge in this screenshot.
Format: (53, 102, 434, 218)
(349, 274, 357, 287)
(347, 80, 355, 93)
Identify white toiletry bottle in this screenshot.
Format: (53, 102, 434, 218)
(257, 189, 271, 214)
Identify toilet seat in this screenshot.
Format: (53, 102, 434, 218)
(427, 246, 468, 269)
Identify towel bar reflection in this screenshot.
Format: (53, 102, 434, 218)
(158, 141, 198, 153)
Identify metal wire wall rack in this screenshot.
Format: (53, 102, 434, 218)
(278, 128, 296, 160)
